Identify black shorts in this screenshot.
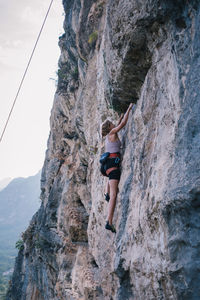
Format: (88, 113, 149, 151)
(108, 168, 121, 180)
(105, 156, 121, 180)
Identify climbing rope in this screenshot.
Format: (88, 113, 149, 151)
(0, 0, 54, 144)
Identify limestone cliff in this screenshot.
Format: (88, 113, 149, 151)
(7, 0, 200, 299)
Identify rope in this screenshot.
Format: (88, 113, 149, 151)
(0, 0, 54, 144)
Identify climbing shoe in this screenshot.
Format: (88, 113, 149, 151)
(105, 221, 116, 233)
(104, 193, 110, 202)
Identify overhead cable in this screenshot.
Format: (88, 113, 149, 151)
(0, 0, 54, 144)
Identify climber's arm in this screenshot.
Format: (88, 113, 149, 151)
(117, 114, 124, 125)
(110, 103, 133, 134)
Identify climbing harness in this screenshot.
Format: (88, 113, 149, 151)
(99, 152, 121, 176)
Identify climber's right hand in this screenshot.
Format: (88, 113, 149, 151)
(128, 103, 133, 110)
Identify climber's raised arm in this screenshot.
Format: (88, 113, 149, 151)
(110, 103, 133, 134)
(117, 114, 124, 125)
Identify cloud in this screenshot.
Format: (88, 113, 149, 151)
(0, 38, 23, 49)
(0, 60, 19, 72)
(0, 0, 57, 47)
(0, 0, 63, 70)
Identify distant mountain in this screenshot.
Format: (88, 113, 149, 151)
(0, 171, 41, 297)
(0, 178, 12, 191)
(0, 171, 41, 229)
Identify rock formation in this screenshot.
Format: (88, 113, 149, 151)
(7, 0, 200, 299)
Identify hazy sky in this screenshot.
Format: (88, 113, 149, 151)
(0, 0, 64, 180)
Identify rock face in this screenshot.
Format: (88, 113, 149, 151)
(7, 0, 200, 299)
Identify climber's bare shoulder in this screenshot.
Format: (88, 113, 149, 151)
(109, 122, 125, 135)
(108, 132, 119, 142)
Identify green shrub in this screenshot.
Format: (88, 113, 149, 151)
(89, 146, 98, 154)
(69, 86, 76, 93)
(57, 62, 71, 91)
(15, 240, 24, 251)
(57, 68, 69, 83)
(71, 67, 79, 81)
(88, 31, 98, 45)
(57, 62, 79, 92)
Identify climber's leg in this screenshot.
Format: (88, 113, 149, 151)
(104, 180, 110, 202)
(106, 180, 110, 194)
(107, 179, 119, 225)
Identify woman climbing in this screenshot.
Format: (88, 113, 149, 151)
(101, 103, 133, 233)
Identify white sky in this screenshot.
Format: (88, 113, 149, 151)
(0, 0, 64, 180)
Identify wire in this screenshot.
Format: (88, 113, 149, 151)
(0, 0, 54, 144)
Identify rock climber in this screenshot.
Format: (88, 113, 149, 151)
(101, 103, 133, 233)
